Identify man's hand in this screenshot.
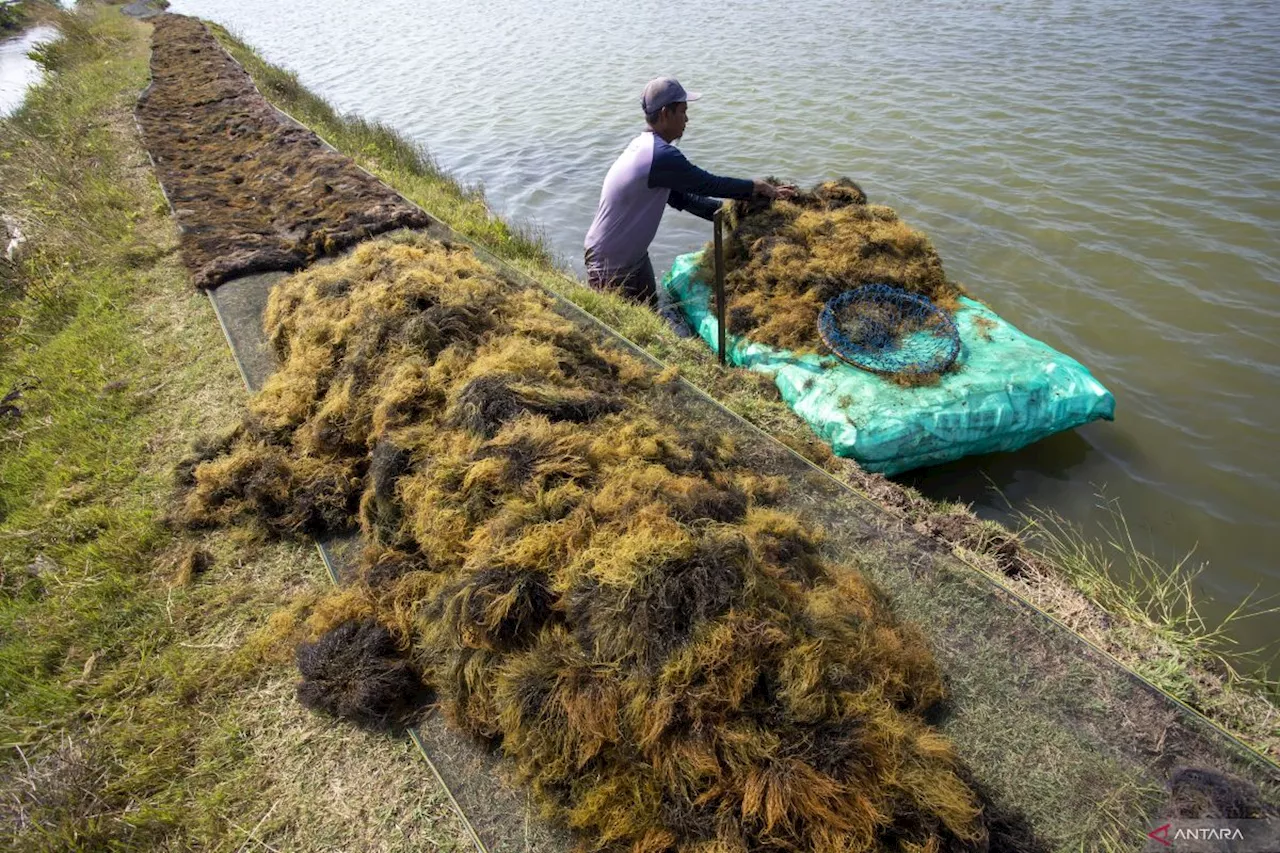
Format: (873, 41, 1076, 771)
(752, 179, 778, 199)
(752, 180, 798, 201)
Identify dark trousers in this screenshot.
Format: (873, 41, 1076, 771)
(585, 251, 657, 307)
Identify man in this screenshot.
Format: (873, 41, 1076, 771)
(584, 76, 794, 307)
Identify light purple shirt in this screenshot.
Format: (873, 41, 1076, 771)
(584, 131, 754, 277)
(584, 132, 669, 275)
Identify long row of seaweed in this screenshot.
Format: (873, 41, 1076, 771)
(137, 15, 428, 288)
(176, 234, 1021, 852)
(701, 179, 964, 354)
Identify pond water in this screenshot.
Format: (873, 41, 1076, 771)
(168, 0, 1280, 655)
(0, 24, 56, 117)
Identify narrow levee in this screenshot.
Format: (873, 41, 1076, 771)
(135, 9, 1279, 853)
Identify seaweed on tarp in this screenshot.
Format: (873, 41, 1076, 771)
(136, 15, 429, 288)
(702, 178, 964, 354)
(178, 234, 1042, 852)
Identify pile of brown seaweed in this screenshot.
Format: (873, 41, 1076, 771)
(136, 15, 428, 288)
(177, 235, 1012, 852)
(706, 180, 964, 354)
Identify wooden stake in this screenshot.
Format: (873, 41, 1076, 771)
(713, 207, 727, 366)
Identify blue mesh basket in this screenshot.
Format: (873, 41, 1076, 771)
(818, 284, 960, 376)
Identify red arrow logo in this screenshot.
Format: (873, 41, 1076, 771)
(1147, 823, 1172, 847)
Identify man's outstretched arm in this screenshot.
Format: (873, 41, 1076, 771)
(649, 140, 754, 200)
(666, 190, 722, 221)
(650, 140, 791, 220)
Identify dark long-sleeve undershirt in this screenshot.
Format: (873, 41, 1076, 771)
(647, 136, 755, 221)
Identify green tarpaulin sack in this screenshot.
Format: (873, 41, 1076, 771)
(660, 251, 1115, 475)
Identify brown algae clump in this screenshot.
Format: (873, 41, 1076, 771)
(706, 179, 964, 353)
(296, 618, 425, 728)
(179, 235, 1013, 851)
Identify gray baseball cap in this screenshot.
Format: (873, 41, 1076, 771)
(641, 77, 701, 115)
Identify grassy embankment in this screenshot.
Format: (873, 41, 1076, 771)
(1, 1, 28, 34)
(0, 6, 468, 849)
(207, 23, 1279, 759)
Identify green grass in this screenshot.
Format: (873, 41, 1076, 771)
(210, 24, 1280, 763)
(0, 1, 29, 34)
(1023, 500, 1278, 678)
(0, 6, 467, 849)
(0, 7, 160, 749)
(1011, 498, 1280, 752)
(0, 9, 222, 838)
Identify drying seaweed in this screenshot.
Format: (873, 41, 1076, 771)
(705, 179, 964, 355)
(1163, 766, 1277, 820)
(136, 15, 428, 288)
(178, 235, 1040, 852)
(175, 442, 363, 537)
